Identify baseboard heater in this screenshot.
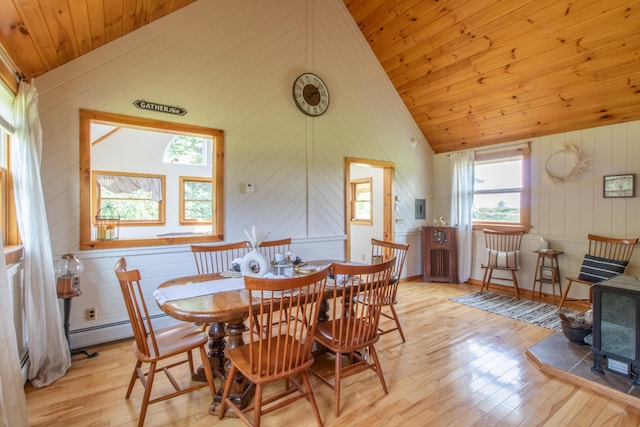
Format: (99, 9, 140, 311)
(68, 313, 175, 350)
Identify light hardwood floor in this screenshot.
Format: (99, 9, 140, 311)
(25, 282, 640, 426)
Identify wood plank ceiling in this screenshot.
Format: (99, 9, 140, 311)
(1, 0, 639, 153)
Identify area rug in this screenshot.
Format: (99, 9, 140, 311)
(449, 291, 585, 332)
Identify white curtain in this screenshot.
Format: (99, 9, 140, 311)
(13, 80, 70, 387)
(0, 233, 30, 426)
(450, 151, 475, 283)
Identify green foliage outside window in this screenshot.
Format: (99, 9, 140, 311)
(164, 135, 207, 165)
(184, 180, 212, 220)
(100, 188, 158, 221)
(472, 204, 520, 222)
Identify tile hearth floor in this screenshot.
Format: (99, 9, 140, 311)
(526, 332, 640, 407)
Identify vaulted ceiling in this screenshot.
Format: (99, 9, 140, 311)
(1, 0, 639, 153)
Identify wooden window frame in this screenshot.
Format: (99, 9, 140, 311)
(472, 145, 531, 232)
(93, 170, 166, 226)
(0, 129, 21, 264)
(80, 109, 225, 250)
(179, 176, 212, 225)
(350, 177, 373, 225)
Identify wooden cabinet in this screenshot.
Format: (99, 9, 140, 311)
(422, 226, 458, 283)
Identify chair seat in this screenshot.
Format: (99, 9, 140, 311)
(565, 276, 593, 286)
(133, 323, 208, 362)
(228, 336, 314, 384)
(314, 318, 379, 352)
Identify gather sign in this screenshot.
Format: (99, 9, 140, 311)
(133, 99, 187, 116)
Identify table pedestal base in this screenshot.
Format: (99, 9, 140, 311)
(208, 319, 255, 415)
(193, 321, 227, 382)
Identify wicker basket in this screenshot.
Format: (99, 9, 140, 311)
(560, 321, 591, 345)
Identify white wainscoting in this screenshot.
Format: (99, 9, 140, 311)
(7, 260, 28, 383)
(65, 235, 348, 349)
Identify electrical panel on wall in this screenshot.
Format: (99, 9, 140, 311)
(415, 199, 426, 220)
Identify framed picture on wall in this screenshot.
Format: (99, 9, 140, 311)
(603, 174, 635, 198)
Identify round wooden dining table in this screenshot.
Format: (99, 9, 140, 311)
(154, 260, 339, 414)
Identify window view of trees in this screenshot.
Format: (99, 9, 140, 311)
(99, 187, 160, 221)
(472, 197, 520, 222)
(181, 178, 212, 222)
(163, 135, 208, 165)
(95, 172, 164, 224)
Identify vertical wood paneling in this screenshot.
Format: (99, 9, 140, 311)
(592, 126, 614, 236)
(627, 122, 640, 239)
(535, 137, 549, 233)
(36, 0, 432, 348)
(577, 128, 595, 236)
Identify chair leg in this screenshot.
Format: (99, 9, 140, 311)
(187, 349, 195, 374)
(558, 279, 573, 309)
(334, 352, 343, 417)
(138, 362, 156, 427)
(481, 267, 492, 293)
(218, 364, 236, 419)
(301, 370, 323, 427)
(511, 271, 520, 299)
(368, 345, 388, 395)
(198, 346, 216, 396)
(126, 361, 142, 398)
(253, 383, 263, 427)
(389, 304, 405, 342)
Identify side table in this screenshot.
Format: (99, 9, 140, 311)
(532, 249, 564, 304)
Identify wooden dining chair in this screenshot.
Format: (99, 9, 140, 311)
(218, 266, 330, 427)
(558, 234, 639, 309)
(257, 237, 292, 264)
(254, 237, 294, 334)
(191, 241, 250, 274)
(310, 258, 395, 417)
(113, 257, 216, 427)
(480, 228, 525, 298)
(362, 238, 410, 342)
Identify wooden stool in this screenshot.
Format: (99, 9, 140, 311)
(532, 249, 563, 304)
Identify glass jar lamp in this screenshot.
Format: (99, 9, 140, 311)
(55, 253, 84, 299)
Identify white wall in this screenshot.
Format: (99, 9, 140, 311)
(36, 0, 433, 348)
(433, 120, 640, 300)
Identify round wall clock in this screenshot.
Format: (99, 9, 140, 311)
(292, 73, 329, 116)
